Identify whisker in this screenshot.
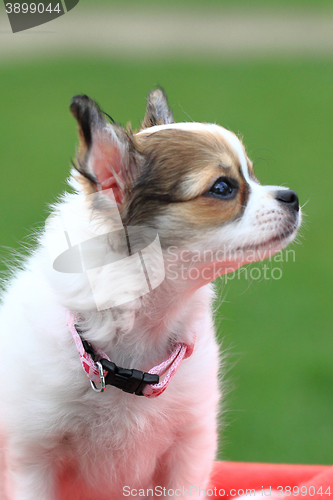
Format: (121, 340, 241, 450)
(177, 102, 194, 122)
(301, 198, 310, 209)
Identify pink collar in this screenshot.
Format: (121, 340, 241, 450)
(67, 311, 194, 398)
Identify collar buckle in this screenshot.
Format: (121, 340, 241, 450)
(90, 361, 106, 393)
(100, 359, 159, 396)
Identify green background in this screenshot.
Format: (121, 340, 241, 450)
(1, 0, 333, 466)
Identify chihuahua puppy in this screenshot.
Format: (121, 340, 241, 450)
(0, 90, 301, 500)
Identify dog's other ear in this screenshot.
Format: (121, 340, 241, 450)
(141, 89, 174, 129)
(70, 94, 135, 205)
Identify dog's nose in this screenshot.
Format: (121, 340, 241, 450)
(275, 190, 299, 212)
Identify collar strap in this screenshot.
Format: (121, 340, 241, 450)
(66, 311, 193, 398)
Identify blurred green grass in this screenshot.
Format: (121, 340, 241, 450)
(0, 57, 332, 464)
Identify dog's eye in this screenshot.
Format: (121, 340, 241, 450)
(209, 178, 237, 199)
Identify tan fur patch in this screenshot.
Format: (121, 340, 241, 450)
(124, 129, 250, 228)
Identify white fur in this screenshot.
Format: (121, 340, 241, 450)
(0, 122, 301, 500)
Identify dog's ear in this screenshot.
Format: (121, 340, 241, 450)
(70, 95, 136, 205)
(141, 89, 174, 129)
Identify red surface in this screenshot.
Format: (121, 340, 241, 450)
(209, 461, 332, 499)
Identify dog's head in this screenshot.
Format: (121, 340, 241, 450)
(70, 89, 301, 286)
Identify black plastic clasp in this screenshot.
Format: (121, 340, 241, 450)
(100, 359, 159, 396)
